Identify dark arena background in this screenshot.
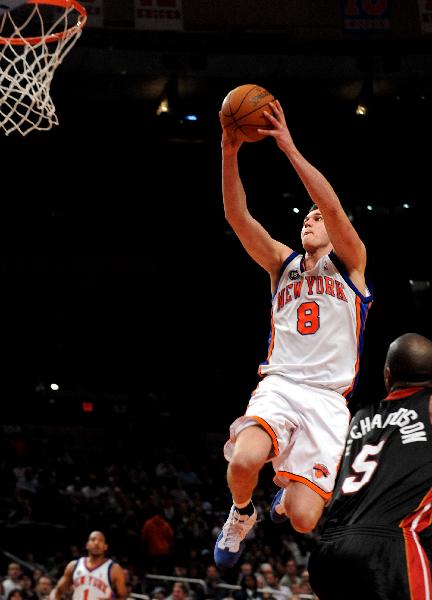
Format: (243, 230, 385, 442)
(0, 1, 431, 599)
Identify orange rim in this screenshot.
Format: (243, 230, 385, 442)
(0, 0, 87, 45)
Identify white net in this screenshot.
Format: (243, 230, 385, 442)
(0, 0, 86, 136)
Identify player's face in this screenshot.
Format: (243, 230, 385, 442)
(86, 532, 107, 557)
(301, 209, 330, 251)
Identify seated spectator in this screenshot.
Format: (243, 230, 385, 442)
(30, 573, 43, 588)
(151, 587, 167, 600)
(7, 590, 26, 600)
(261, 572, 292, 600)
(1, 563, 23, 599)
(177, 462, 201, 488)
(255, 564, 273, 590)
(166, 582, 192, 600)
(20, 575, 37, 600)
(291, 570, 314, 598)
(233, 574, 263, 600)
(35, 576, 53, 600)
(155, 452, 178, 484)
(279, 560, 300, 590)
(236, 563, 254, 586)
(202, 565, 225, 600)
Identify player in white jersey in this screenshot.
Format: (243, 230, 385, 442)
(50, 531, 127, 600)
(214, 99, 373, 569)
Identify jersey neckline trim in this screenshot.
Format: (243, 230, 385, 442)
(84, 558, 111, 572)
(384, 386, 428, 401)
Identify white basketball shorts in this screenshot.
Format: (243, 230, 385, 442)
(223, 374, 350, 501)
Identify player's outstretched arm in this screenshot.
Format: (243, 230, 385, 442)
(49, 561, 76, 600)
(259, 101, 366, 279)
(219, 111, 292, 280)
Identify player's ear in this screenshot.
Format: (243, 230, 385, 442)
(383, 365, 392, 392)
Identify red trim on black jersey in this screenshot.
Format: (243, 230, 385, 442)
(384, 386, 426, 401)
(400, 488, 432, 599)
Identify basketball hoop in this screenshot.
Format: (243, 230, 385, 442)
(0, 0, 87, 135)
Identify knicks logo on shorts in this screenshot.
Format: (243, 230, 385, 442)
(313, 463, 330, 478)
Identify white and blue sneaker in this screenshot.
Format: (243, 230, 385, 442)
(214, 505, 257, 568)
(270, 488, 288, 523)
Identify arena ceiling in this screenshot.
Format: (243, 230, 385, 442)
(0, 2, 431, 422)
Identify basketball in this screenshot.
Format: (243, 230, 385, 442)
(220, 84, 276, 142)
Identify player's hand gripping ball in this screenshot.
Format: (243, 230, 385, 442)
(220, 83, 276, 142)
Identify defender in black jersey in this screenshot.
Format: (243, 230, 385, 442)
(309, 333, 432, 600)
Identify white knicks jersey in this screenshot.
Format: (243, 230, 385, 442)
(72, 557, 114, 600)
(258, 251, 373, 399)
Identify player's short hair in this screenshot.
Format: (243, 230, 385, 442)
(306, 204, 318, 216)
(305, 204, 351, 220)
(386, 333, 432, 384)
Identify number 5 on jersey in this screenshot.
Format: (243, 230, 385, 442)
(342, 441, 386, 494)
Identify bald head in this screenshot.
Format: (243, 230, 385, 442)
(384, 333, 432, 392)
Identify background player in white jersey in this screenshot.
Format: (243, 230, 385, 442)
(50, 531, 127, 600)
(214, 99, 373, 569)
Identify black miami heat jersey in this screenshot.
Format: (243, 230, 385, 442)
(308, 386, 432, 600)
(324, 386, 432, 530)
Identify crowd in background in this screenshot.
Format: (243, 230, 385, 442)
(0, 420, 319, 600)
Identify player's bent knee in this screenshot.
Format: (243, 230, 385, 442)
(290, 515, 318, 533)
(290, 508, 321, 533)
(230, 454, 262, 478)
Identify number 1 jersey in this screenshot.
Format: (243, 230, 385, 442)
(72, 557, 114, 600)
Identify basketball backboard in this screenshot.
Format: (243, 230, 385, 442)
(0, 0, 28, 16)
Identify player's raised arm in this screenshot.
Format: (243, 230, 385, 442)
(220, 112, 292, 281)
(50, 561, 76, 600)
(259, 101, 367, 285)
